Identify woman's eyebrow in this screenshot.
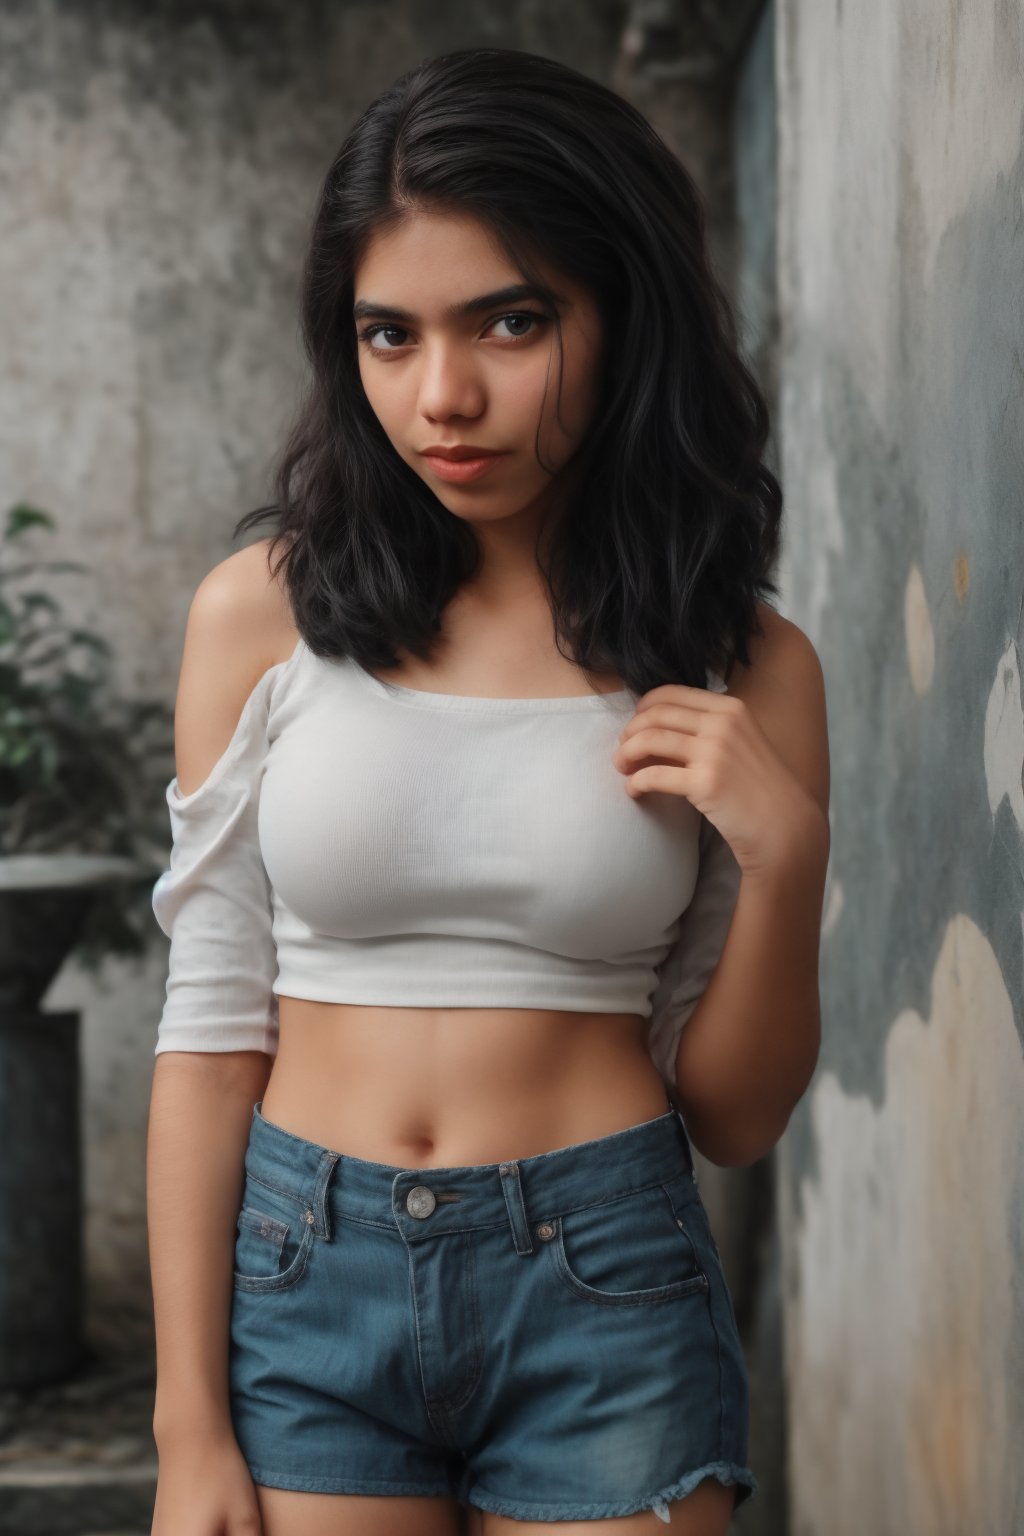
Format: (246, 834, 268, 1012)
(352, 283, 564, 324)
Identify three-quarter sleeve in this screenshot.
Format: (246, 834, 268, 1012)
(150, 670, 280, 1057)
(644, 814, 742, 1099)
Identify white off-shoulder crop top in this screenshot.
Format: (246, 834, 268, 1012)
(150, 635, 741, 1096)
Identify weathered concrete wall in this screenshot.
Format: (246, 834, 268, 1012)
(775, 4, 1024, 1532)
(0, 0, 624, 1356)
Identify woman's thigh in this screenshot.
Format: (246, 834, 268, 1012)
(478, 1474, 735, 1534)
(252, 1479, 734, 1535)
(255, 1485, 466, 1535)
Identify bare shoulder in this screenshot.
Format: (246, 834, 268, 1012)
(174, 537, 297, 796)
(724, 602, 830, 817)
(194, 537, 297, 657)
(729, 602, 824, 688)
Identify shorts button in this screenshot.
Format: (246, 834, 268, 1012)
(536, 1222, 554, 1241)
(498, 1162, 511, 1175)
(406, 1185, 437, 1218)
(305, 1210, 315, 1225)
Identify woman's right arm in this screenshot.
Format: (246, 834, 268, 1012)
(146, 552, 286, 1529)
(147, 1054, 274, 1535)
(147, 1049, 271, 1445)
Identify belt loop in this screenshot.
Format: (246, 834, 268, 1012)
(498, 1160, 534, 1256)
(311, 1149, 340, 1240)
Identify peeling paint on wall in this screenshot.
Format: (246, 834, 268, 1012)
(776, 0, 1024, 1528)
(983, 637, 1024, 834)
(787, 914, 1022, 1536)
(903, 563, 935, 696)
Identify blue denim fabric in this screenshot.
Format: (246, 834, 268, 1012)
(229, 1100, 758, 1522)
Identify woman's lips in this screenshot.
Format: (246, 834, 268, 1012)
(423, 453, 506, 484)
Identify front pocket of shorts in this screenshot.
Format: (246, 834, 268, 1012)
(233, 1176, 315, 1294)
(548, 1183, 710, 1306)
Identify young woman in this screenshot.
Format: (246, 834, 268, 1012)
(146, 46, 829, 1536)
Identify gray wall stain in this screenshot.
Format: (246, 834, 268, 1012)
(777, 0, 1024, 1528)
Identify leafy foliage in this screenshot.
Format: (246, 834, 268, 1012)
(0, 503, 176, 973)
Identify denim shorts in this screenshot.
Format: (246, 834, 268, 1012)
(228, 1099, 758, 1523)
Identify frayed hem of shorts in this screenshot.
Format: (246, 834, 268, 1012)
(462, 1460, 759, 1522)
(247, 1465, 459, 1498)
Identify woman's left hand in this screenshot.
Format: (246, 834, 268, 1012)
(611, 683, 827, 879)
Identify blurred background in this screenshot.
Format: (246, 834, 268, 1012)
(0, 3, 1021, 1534)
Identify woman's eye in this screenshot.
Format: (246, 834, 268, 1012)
(358, 325, 408, 352)
(490, 311, 544, 340)
(357, 311, 546, 356)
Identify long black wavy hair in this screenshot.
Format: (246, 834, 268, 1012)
(234, 45, 782, 693)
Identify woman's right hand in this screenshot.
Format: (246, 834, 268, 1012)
(151, 1425, 262, 1535)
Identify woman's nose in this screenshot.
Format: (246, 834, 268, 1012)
(417, 345, 486, 422)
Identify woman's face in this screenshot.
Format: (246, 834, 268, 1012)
(353, 209, 603, 528)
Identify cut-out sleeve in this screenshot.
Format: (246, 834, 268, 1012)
(644, 815, 741, 1097)
(150, 670, 280, 1057)
(644, 665, 741, 1098)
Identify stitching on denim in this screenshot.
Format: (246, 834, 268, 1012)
(345, 1210, 528, 1236)
(424, 1395, 462, 1448)
(245, 1465, 459, 1498)
(244, 1167, 311, 1211)
(407, 1241, 452, 1445)
(331, 1211, 403, 1234)
(663, 1183, 724, 1439)
(552, 1173, 687, 1219)
(385, 1184, 684, 1229)
(660, 1182, 705, 1274)
(463, 1459, 758, 1522)
(311, 1149, 339, 1239)
(305, 1166, 695, 1238)
(254, 1158, 694, 1239)
(544, 1181, 708, 1305)
(699, 1221, 727, 1451)
(233, 1219, 314, 1293)
(549, 1215, 709, 1306)
(445, 1231, 484, 1416)
(499, 1159, 534, 1254)
(237, 1206, 289, 1251)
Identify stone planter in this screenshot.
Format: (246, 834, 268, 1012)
(0, 854, 147, 1391)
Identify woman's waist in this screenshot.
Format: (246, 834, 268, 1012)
(265, 996, 668, 1166)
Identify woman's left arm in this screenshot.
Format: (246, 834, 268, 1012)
(613, 609, 830, 1167)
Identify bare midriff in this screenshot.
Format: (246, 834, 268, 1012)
(259, 602, 673, 1167)
(261, 999, 671, 1168)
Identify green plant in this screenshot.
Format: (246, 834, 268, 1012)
(0, 502, 176, 973)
